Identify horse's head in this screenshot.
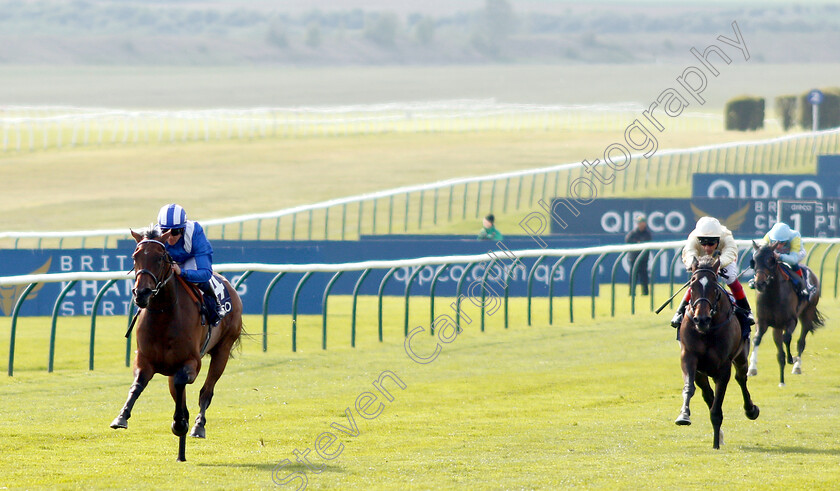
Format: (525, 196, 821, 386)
(751, 240, 777, 292)
(688, 255, 722, 333)
(131, 227, 174, 308)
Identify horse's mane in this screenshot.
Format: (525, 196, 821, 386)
(697, 255, 717, 270)
(753, 243, 775, 268)
(142, 224, 162, 240)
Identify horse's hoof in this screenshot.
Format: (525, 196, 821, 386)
(675, 414, 691, 426)
(792, 357, 802, 374)
(792, 366, 802, 375)
(189, 425, 206, 439)
(110, 417, 128, 429)
(779, 382, 786, 388)
(746, 405, 760, 420)
(747, 368, 757, 377)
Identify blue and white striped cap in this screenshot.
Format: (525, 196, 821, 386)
(157, 204, 187, 230)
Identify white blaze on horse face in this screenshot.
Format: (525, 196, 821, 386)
(698, 277, 709, 288)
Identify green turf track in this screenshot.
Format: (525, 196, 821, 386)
(1, 291, 839, 489)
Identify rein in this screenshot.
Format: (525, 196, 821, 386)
(133, 239, 175, 299)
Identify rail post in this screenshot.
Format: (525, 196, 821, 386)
(291, 272, 313, 353)
(262, 272, 286, 352)
(377, 267, 398, 343)
(351, 269, 372, 347)
(321, 271, 344, 350)
(89, 279, 117, 371)
(48, 280, 78, 372)
(8, 283, 37, 376)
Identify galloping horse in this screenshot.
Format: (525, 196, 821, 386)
(675, 256, 759, 449)
(111, 228, 243, 461)
(748, 242, 824, 386)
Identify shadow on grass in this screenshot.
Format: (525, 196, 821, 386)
(741, 445, 840, 455)
(196, 461, 345, 473)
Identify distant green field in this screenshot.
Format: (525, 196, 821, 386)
(0, 125, 797, 246)
(1, 291, 839, 489)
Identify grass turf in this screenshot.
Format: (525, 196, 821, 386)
(1, 292, 838, 489)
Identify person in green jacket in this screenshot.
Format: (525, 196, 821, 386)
(477, 214, 504, 240)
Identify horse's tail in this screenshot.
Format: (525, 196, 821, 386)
(811, 308, 826, 332)
(229, 321, 246, 358)
(802, 304, 826, 334)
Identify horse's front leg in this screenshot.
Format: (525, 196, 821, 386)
(111, 361, 154, 429)
(710, 367, 732, 450)
(676, 351, 697, 426)
(734, 341, 760, 421)
(694, 374, 715, 411)
(191, 341, 234, 439)
(748, 322, 768, 377)
(792, 317, 811, 375)
(169, 364, 198, 462)
(783, 323, 796, 365)
(772, 327, 787, 386)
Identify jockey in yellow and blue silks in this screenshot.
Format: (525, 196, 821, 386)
(157, 203, 225, 326)
(758, 222, 810, 299)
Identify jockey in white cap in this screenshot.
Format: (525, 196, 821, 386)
(671, 216, 754, 338)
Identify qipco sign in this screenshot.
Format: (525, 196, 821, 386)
(693, 174, 826, 199)
(600, 210, 686, 233)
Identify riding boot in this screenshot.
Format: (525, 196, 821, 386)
(197, 281, 223, 327)
(792, 270, 810, 300)
(671, 299, 688, 328)
(735, 297, 754, 340)
(802, 270, 814, 299)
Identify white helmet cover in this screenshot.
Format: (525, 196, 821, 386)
(694, 216, 722, 238)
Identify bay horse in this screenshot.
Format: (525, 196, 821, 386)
(748, 242, 824, 386)
(675, 256, 759, 449)
(110, 228, 243, 461)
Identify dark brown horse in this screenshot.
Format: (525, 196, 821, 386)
(675, 256, 759, 449)
(110, 228, 243, 461)
(748, 242, 824, 386)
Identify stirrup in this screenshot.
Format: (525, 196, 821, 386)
(799, 288, 810, 300)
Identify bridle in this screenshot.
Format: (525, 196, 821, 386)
(688, 266, 731, 331)
(689, 267, 720, 316)
(132, 239, 175, 298)
(751, 250, 777, 288)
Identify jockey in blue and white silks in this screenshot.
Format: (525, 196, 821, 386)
(157, 203, 226, 325)
(759, 222, 810, 298)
